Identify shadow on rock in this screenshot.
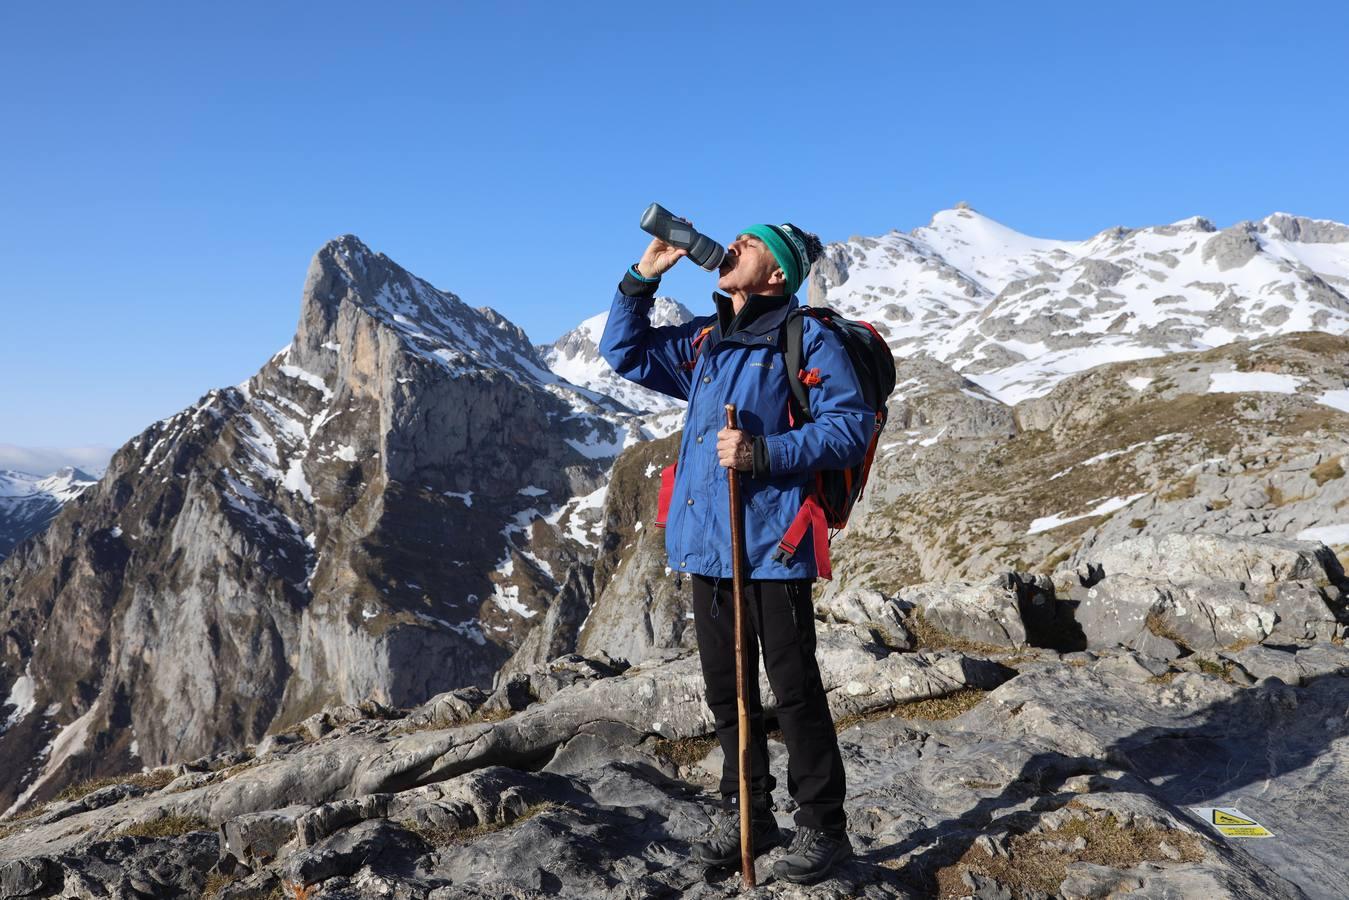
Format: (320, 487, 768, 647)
(861, 665, 1349, 896)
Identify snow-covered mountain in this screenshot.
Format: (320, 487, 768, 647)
(810, 204, 1349, 403)
(540, 297, 694, 414)
(0, 467, 97, 560)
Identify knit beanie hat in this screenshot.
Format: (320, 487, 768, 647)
(739, 223, 823, 296)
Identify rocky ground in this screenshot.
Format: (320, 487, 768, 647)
(1, 531, 1344, 899)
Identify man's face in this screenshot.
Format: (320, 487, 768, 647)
(717, 233, 785, 296)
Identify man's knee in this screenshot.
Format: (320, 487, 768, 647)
(764, 648, 827, 710)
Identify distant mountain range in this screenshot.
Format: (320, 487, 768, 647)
(0, 467, 97, 558)
(809, 204, 1349, 403)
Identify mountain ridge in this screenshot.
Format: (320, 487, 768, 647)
(806, 205, 1349, 405)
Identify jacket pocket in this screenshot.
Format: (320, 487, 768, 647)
(741, 473, 808, 568)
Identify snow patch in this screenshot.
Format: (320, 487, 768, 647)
(1207, 371, 1305, 395)
(3, 702, 99, 818)
(565, 426, 626, 460)
(278, 365, 335, 401)
(918, 427, 947, 447)
(959, 388, 999, 404)
(1296, 523, 1349, 545)
(282, 458, 314, 502)
(490, 584, 536, 618)
(1316, 389, 1349, 413)
(1028, 493, 1148, 535)
(2, 666, 36, 733)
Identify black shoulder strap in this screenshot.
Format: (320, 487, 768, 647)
(784, 308, 813, 424)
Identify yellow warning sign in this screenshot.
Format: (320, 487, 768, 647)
(1191, 807, 1274, 838)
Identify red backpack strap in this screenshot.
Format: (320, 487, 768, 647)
(654, 463, 677, 527)
(771, 490, 832, 580)
(679, 325, 716, 371)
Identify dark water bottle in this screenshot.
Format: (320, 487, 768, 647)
(639, 203, 726, 271)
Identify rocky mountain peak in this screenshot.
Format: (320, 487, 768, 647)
(1257, 212, 1349, 245)
(0, 235, 643, 812)
(42, 465, 94, 482)
(294, 236, 558, 392)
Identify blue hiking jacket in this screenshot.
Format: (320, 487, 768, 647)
(599, 281, 871, 580)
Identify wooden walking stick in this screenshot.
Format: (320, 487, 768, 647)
(724, 404, 756, 888)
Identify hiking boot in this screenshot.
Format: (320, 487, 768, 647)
(691, 796, 782, 866)
(771, 826, 853, 884)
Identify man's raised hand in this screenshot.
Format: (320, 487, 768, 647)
(636, 235, 690, 279)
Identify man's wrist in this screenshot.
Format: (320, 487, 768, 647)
(751, 436, 771, 478)
(630, 263, 660, 282)
(619, 264, 661, 299)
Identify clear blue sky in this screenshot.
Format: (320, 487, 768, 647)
(2, 1, 1347, 452)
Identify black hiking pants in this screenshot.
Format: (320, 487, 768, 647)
(690, 573, 847, 833)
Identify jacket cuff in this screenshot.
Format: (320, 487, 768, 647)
(764, 433, 792, 476)
(751, 436, 771, 478)
(619, 264, 660, 299)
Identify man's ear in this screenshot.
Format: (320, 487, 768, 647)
(768, 268, 785, 285)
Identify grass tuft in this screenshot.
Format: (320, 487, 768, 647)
(1158, 474, 1197, 501)
(116, 813, 210, 839)
(202, 871, 238, 898)
(398, 801, 556, 848)
(1144, 610, 1190, 651)
(649, 734, 719, 769)
(834, 688, 989, 732)
(931, 812, 1205, 897)
(1194, 657, 1241, 683)
(908, 609, 1009, 656)
(55, 768, 176, 804)
(1312, 456, 1345, 487)
(391, 705, 512, 737)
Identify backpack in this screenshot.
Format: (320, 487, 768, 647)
(772, 307, 896, 578)
(655, 305, 896, 580)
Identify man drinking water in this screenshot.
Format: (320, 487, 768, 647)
(600, 217, 870, 884)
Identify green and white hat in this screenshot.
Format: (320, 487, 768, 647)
(740, 223, 814, 296)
